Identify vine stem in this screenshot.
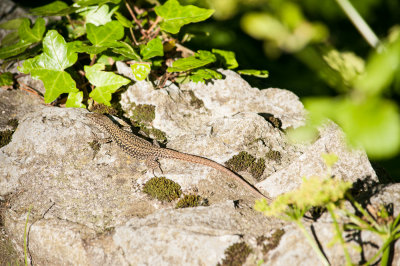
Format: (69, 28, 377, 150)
(294, 220, 330, 266)
(334, 0, 380, 48)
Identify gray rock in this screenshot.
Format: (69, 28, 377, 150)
(1, 69, 397, 265)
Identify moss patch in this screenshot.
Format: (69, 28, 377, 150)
(266, 150, 281, 163)
(130, 104, 156, 123)
(257, 229, 285, 256)
(0, 130, 14, 148)
(218, 241, 252, 266)
(176, 194, 207, 209)
(188, 90, 204, 109)
(90, 103, 119, 116)
(6, 119, 18, 129)
(225, 151, 266, 179)
(143, 177, 182, 202)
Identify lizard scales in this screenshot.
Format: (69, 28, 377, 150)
(87, 112, 271, 201)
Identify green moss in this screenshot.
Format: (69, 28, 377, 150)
(130, 104, 156, 123)
(225, 151, 266, 179)
(257, 229, 285, 256)
(88, 140, 101, 157)
(225, 151, 255, 172)
(132, 121, 167, 143)
(188, 90, 204, 109)
(6, 119, 18, 129)
(176, 194, 207, 208)
(90, 103, 119, 116)
(0, 130, 13, 148)
(250, 158, 266, 181)
(143, 177, 182, 202)
(218, 242, 252, 266)
(266, 150, 281, 163)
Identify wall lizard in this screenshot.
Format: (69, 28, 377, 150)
(86, 112, 271, 201)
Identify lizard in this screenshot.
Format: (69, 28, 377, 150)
(86, 112, 271, 202)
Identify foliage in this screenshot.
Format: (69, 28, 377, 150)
(255, 153, 400, 265)
(0, 0, 267, 108)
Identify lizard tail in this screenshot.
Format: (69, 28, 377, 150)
(161, 148, 271, 201)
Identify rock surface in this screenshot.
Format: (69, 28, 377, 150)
(0, 69, 398, 265)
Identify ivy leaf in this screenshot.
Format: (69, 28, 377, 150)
(167, 50, 216, 72)
(68, 40, 108, 54)
(18, 30, 79, 103)
(0, 72, 14, 88)
(86, 21, 124, 46)
(30, 1, 77, 16)
(238, 69, 269, 78)
(18, 18, 46, 43)
(130, 62, 151, 81)
(114, 11, 133, 28)
(0, 41, 32, 59)
(212, 49, 238, 69)
(74, 0, 121, 7)
(86, 63, 130, 106)
(140, 38, 164, 60)
(85, 4, 119, 26)
(0, 18, 25, 30)
(112, 41, 141, 60)
(155, 0, 214, 34)
(66, 91, 86, 108)
(190, 68, 222, 83)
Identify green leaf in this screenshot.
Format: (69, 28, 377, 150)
(86, 63, 130, 105)
(1, 31, 19, 46)
(238, 69, 269, 78)
(212, 49, 238, 69)
(304, 97, 400, 159)
(112, 41, 141, 60)
(0, 18, 25, 30)
(68, 41, 108, 54)
(355, 35, 400, 96)
(18, 30, 79, 103)
(0, 41, 32, 59)
(30, 1, 77, 16)
(190, 68, 222, 83)
(167, 50, 216, 72)
(114, 11, 133, 28)
(85, 4, 119, 26)
(66, 91, 86, 108)
(75, 0, 121, 7)
(86, 21, 124, 46)
(140, 38, 164, 60)
(155, 0, 214, 34)
(130, 62, 151, 81)
(18, 18, 46, 43)
(0, 72, 13, 86)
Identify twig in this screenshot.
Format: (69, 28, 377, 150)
(125, 0, 146, 36)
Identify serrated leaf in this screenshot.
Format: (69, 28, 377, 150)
(190, 68, 222, 83)
(0, 41, 32, 59)
(130, 62, 151, 81)
(0, 72, 13, 86)
(0, 18, 25, 30)
(112, 41, 141, 60)
(66, 91, 86, 108)
(212, 49, 238, 69)
(86, 63, 130, 105)
(167, 50, 216, 72)
(238, 69, 269, 78)
(86, 21, 124, 46)
(155, 0, 214, 34)
(114, 11, 133, 28)
(85, 4, 119, 26)
(30, 1, 77, 16)
(18, 18, 46, 43)
(18, 30, 79, 102)
(140, 38, 163, 60)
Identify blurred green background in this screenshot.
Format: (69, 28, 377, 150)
(11, 0, 400, 179)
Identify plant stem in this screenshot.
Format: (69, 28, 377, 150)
(294, 220, 330, 266)
(327, 204, 353, 265)
(334, 0, 380, 48)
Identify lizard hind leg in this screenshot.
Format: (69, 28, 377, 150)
(145, 157, 164, 176)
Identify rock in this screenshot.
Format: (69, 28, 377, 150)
(1, 69, 397, 265)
